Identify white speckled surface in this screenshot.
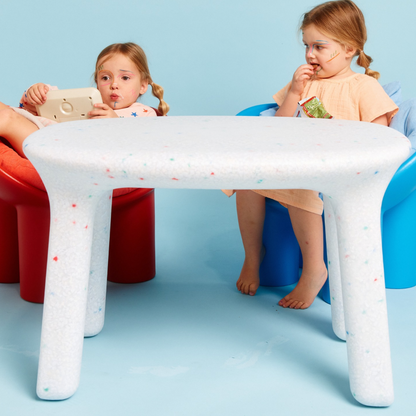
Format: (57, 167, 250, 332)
(24, 116, 411, 405)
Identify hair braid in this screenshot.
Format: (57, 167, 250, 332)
(356, 50, 380, 79)
(150, 82, 169, 116)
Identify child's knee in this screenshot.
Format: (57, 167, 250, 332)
(0, 108, 20, 130)
(0, 101, 10, 111)
(0, 107, 17, 121)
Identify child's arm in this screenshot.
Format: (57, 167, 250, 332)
(19, 83, 56, 115)
(275, 64, 314, 117)
(26, 83, 49, 105)
(275, 90, 302, 117)
(88, 103, 118, 119)
(371, 114, 388, 126)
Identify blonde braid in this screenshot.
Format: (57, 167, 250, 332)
(356, 50, 380, 80)
(150, 82, 169, 116)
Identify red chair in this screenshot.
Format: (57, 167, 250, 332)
(0, 118, 157, 304)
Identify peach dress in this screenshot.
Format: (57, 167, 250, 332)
(224, 73, 398, 214)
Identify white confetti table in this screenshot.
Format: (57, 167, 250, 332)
(23, 116, 410, 406)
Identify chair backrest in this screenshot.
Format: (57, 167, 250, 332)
(236, 103, 277, 116)
(0, 139, 45, 191)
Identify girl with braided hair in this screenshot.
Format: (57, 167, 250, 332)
(0, 42, 168, 158)
(231, 0, 398, 309)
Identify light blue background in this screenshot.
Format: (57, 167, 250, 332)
(2, 2, 416, 414)
(2, 0, 414, 116)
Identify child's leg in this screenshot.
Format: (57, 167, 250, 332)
(278, 205, 327, 309)
(0, 105, 38, 158)
(235, 190, 265, 296)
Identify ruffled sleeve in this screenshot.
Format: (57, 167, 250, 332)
(353, 76, 398, 124)
(272, 82, 292, 106)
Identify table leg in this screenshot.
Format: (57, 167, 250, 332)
(36, 191, 102, 400)
(332, 193, 393, 407)
(84, 191, 113, 337)
(323, 196, 346, 341)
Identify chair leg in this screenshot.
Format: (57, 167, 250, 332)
(16, 204, 50, 303)
(0, 199, 19, 283)
(259, 198, 301, 286)
(108, 190, 155, 284)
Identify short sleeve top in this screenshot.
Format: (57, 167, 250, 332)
(115, 102, 156, 118)
(273, 73, 398, 124)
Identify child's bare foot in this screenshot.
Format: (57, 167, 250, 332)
(236, 259, 260, 296)
(236, 247, 266, 296)
(278, 266, 327, 309)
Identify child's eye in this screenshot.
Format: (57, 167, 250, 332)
(121, 76, 130, 81)
(100, 75, 110, 82)
(316, 45, 323, 50)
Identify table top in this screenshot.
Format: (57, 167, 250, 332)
(24, 116, 411, 192)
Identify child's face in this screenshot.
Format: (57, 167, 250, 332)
(96, 53, 148, 109)
(302, 24, 355, 80)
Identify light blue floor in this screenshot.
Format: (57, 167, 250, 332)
(1, 189, 415, 415)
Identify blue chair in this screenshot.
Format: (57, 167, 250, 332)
(237, 90, 416, 304)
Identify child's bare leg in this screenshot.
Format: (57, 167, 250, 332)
(0, 106, 38, 158)
(278, 205, 327, 309)
(235, 190, 265, 296)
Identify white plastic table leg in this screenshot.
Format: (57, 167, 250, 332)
(323, 196, 346, 341)
(36, 191, 101, 400)
(331, 191, 393, 407)
(84, 191, 113, 337)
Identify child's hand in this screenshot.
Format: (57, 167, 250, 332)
(88, 103, 118, 119)
(26, 83, 49, 106)
(290, 64, 314, 96)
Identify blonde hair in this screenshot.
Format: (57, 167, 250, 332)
(300, 0, 380, 79)
(94, 43, 169, 115)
